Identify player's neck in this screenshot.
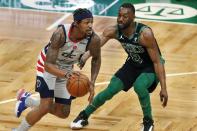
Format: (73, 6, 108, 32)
(121, 22, 135, 38)
(69, 26, 85, 43)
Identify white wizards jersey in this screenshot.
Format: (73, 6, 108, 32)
(36, 24, 92, 77)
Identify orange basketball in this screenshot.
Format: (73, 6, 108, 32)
(67, 72, 90, 97)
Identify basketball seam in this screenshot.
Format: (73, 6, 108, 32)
(80, 77, 89, 96)
(78, 74, 89, 97)
(67, 78, 74, 88)
(67, 78, 76, 96)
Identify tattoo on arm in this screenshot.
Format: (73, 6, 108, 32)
(46, 27, 65, 64)
(46, 47, 59, 64)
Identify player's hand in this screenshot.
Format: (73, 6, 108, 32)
(78, 51, 91, 70)
(65, 71, 72, 79)
(160, 88, 168, 107)
(72, 71, 81, 75)
(66, 71, 80, 79)
(88, 82, 95, 104)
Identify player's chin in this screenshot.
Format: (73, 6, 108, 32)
(118, 24, 125, 29)
(86, 30, 93, 36)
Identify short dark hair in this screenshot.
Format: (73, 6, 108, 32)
(120, 3, 135, 14)
(73, 8, 93, 22)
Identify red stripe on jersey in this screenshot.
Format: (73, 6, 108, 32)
(37, 66, 44, 73)
(41, 51, 46, 62)
(37, 59, 44, 67)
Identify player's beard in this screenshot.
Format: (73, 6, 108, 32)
(118, 20, 132, 30)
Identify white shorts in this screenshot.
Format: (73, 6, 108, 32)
(35, 71, 74, 104)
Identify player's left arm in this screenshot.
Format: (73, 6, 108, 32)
(87, 33, 101, 103)
(140, 28, 168, 107)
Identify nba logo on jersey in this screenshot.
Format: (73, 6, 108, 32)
(119, 35, 124, 40)
(133, 37, 138, 43)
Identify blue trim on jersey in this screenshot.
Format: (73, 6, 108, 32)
(58, 24, 67, 42)
(85, 32, 94, 51)
(55, 97, 73, 105)
(44, 44, 49, 54)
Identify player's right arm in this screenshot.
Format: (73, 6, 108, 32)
(78, 26, 117, 68)
(44, 27, 69, 78)
(100, 25, 117, 46)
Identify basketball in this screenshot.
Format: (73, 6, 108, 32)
(67, 72, 90, 97)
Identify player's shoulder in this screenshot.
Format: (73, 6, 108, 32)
(139, 23, 156, 47)
(49, 24, 66, 48)
(87, 32, 101, 52)
(138, 22, 153, 36)
(90, 32, 101, 43)
(54, 24, 65, 36)
(141, 27, 154, 39)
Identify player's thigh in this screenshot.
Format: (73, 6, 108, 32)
(35, 72, 57, 98)
(54, 79, 73, 113)
(54, 79, 72, 100)
(134, 73, 156, 90)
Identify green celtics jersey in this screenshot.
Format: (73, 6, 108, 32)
(116, 22, 157, 68)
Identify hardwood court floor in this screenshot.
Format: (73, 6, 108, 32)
(0, 8, 197, 131)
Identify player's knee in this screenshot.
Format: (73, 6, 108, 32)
(39, 105, 50, 116)
(59, 110, 70, 119)
(55, 113, 69, 119)
(55, 104, 70, 119)
(104, 76, 123, 99)
(39, 98, 53, 116)
(107, 89, 116, 99)
(102, 83, 120, 100)
(134, 84, 148, 98)
(100, 89, 114, 101)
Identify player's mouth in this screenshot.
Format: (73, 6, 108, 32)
(86, 29, 92, 34)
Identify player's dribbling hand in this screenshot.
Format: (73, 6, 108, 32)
(67, 71, 80, 79)
(78, 51, 91, 69)
(160, 88, 168, 107)
(88, 82, 95, 104)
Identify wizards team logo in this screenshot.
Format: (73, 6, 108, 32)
(21, 0, 94, 11)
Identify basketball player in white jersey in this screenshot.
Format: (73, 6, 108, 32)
(13, 8, 101, 131)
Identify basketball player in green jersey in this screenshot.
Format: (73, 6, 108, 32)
(71, 3, 168, 131)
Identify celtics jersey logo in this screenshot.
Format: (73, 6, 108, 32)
(21, 0, 94, 11)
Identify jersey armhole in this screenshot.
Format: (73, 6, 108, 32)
(85, 32, 94, 51)
(138, 25, 150, 44)
(115, 25, 120, 39)
(139, 26, 150, 35)
(58, 24, 67, 43)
